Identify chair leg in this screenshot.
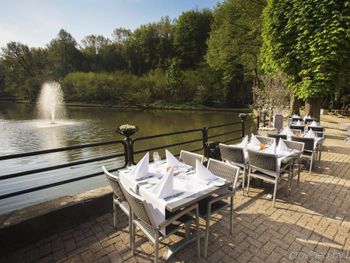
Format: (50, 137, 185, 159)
(309, 155, 313, 173)
(131, 214, 135, 255)
(297, 159, 301, 186)
(195, 207, 200, 259)
(242, 167, 246, 196)
(113, 201, 117, 229)
(204, 205, 211, 258)
(272, 181, 277, 207)
(128, 211, 132, 248)
(230, 196, 234, 235)
(246, 169, 251, 197)
(154, 232, 159, 263)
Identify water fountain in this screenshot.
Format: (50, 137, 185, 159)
(36, 82, 66, 125)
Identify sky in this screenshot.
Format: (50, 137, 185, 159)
(0, 0, 219, 49)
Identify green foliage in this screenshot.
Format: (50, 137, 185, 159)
(165, 59, 184, 102)
(206, 0, 266, 107)
(261, 0, 350, 99)
(174, 9, 212, 68)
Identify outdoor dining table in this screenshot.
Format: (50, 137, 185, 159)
(118, 160, 232, 259)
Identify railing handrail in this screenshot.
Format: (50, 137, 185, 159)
(0, 114, 254, 201)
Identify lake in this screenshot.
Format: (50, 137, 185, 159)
(0, 102, 251, 214)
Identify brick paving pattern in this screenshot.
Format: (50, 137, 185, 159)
(1, 115, 350, 263)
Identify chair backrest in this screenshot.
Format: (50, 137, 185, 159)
(274, 114, 284, 132)
(291, 117, 303, 122)
(282, 140, 305, 153)
(102, 166, 126, 201)
(291, 136, 314, 152)
(248, 149, 278, 173)
(179, 150, 204, 168)
(255, 135, 276, 145)
(313, 131, 324, 138)
(290, 125, 305, 132)
(304, 118, 317, 124)
(308, 126, 324, 132)
(207, 158, 240, 189)
(267, 133, 287, 144)
(219, 143, 245, 166)
(120, 182, 155, 227)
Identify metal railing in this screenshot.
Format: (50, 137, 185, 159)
(0, 113, 254, 200)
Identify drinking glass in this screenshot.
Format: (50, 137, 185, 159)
(153, 152, 161, 165)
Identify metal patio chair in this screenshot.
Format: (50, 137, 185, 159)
(219, 143, 247, 194)
(267, 133, 287, 144)
(247, 150, 292, 207)
(291, 136, 317, 173)
(282, 140, 304, 186)
(102, 166, 132, 246)
(179, 150, 204, 168)
(290, 125, 305, 133)
(198, 158, 240, 257)
(120, 184, 201, 263)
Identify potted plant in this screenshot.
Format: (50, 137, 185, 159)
(116, 124, 138, 137)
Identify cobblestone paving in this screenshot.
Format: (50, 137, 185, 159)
(1, 115, 350, 263)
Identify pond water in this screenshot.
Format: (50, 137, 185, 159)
(0, 102, 251, 214)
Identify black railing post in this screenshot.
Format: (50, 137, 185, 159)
(116, 125, 138, 166)
(257, 113, 260, 129)
(202, 127, 209, 158)
(238, 113, 247, 138)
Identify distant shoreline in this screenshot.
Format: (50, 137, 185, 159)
(0, 98, 252, 113)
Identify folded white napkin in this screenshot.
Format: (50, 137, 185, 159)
(131, 152, 149, 180)
(240, 135, 249, 150)
(309, 121, 318, 127)
(265, 140, 276, 154)
(296, 120, 302, 126)
(303, 115, 311, 121)
(277, 139, 289, 155)
(195, 160, 217, 183)
(305, 129, 316, 138)
(292, 114, 300, 118)
(165, 149, 182, 168)
(250, 134, 261, 146)
(152, 167, 174, 198)
(280, 127, 293, 136)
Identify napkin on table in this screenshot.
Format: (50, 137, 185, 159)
(130, 152, 150, 180)
(296, 120, 302, 126)
(165, 149, 182, 168)
(264, 140, 276, 154)
(152, 167, 174, 198)
(239, 135, 249, 150)
(195, 160, 217, 184)
(309, 121, 318, 127)
(276, 139, 289, 155)
(305, 129, 316, 138)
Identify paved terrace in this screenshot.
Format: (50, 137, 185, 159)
(1, 115, 350, 263)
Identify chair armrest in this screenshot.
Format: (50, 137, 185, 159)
(158, 203, 198, 230)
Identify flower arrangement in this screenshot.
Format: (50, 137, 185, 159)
(116, 124, 138, 137)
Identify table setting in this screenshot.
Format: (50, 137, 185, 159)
(119, 150, 228, 235)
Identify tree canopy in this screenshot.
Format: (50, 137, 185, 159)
(261, 0, 350, 100)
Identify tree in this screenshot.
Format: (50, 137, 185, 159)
(253, 73, 290, 125)
(174, 9, 212, 68)
(1, 42, 49, 99)
(165, 59, 184, 102)
(261, 0, 350, 119)
(206, 0, 266, 107)
(47, 29, 84, 79)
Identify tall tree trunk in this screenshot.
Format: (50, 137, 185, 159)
(289, 93, 301, 116)
(305, 98, 321, 120)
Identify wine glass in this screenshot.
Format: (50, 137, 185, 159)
(153, 152, 161, 165)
